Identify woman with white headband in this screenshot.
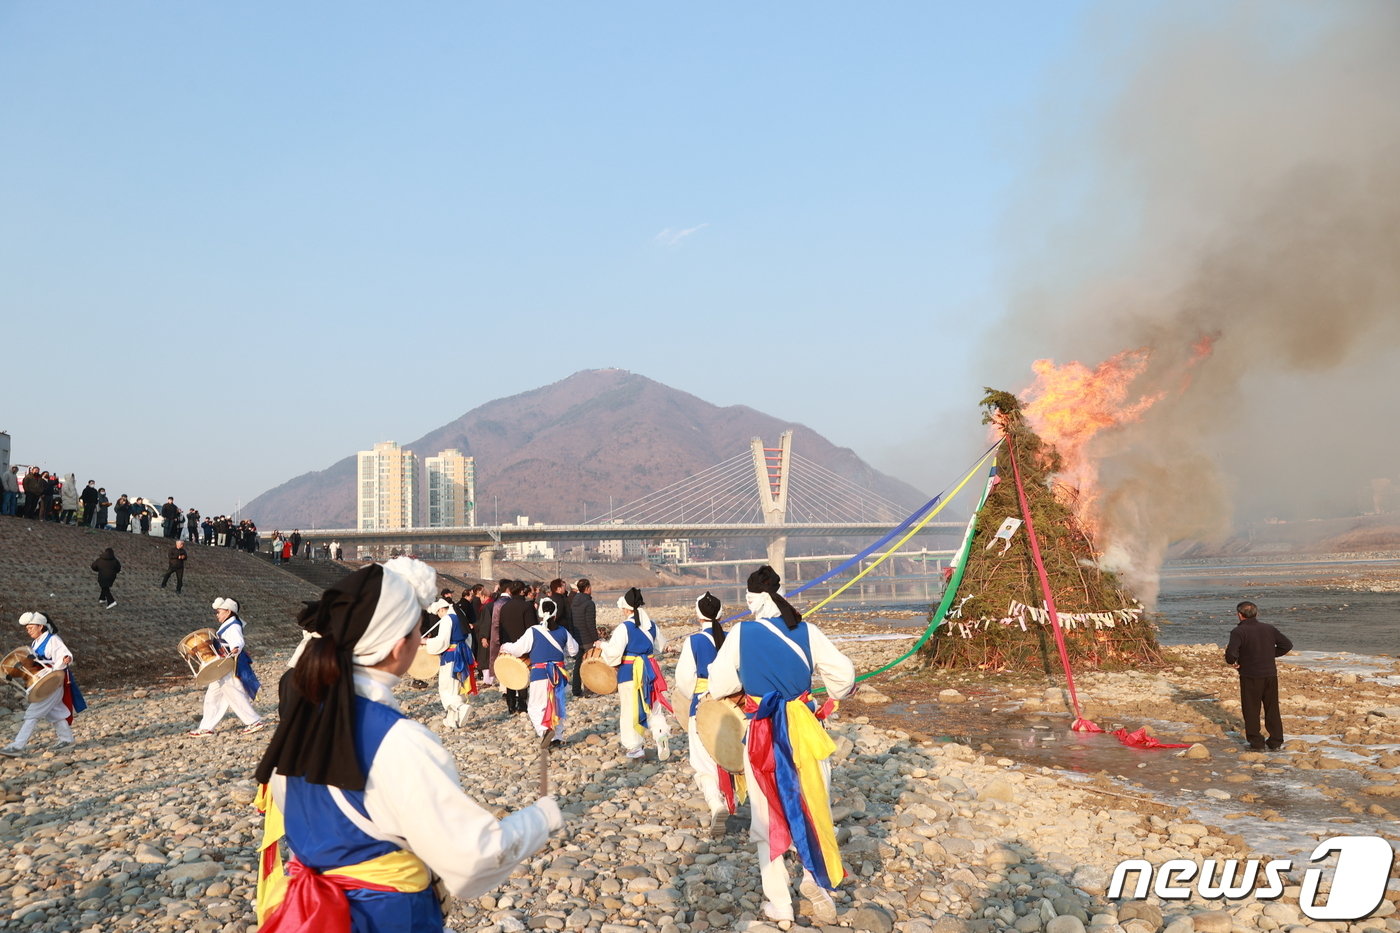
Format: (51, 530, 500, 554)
(599, 586, 672, 760)
(188, 597, 265, 736)
(673, 592, 744, 837)
(500, 596, 578, 745)
(1, 612, 87, 756)
(705, 565, 855, 925)
(253, 557, 563, 933)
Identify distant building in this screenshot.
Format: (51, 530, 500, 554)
(426, 449, 476, 527)
(657, 538, 691, 564)
(597, 538, 645, 561)
(357, 441, 417, 531)
(503, 515, 555, 561)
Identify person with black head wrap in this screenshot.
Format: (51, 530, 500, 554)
(599, 586, 673, 760)
(252, 557, 563, 933)
(674, 592, 746, 837)
(705, 565, 855, 925)
(500, 596, 578, 745)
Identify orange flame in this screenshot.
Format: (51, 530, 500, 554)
(1013, 339, 1216, 535)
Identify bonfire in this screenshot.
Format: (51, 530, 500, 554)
(918, 387, 1163, 673)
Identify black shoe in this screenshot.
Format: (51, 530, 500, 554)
(1249, 744, 1266, 751)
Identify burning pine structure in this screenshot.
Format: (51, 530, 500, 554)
(918, 389, 1163, 673)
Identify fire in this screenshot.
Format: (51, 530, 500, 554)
(1018, 343, 1210, 533)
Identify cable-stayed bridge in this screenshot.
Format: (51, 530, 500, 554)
(322, 432, 963, 577)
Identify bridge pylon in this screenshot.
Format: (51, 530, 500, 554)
(751, 430, 793, 580)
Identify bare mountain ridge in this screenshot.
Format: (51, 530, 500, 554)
(243, 369, 928, 529)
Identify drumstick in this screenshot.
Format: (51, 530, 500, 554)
(538, 730, 551, 796)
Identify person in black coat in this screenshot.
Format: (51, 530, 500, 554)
(91, 547, 121, 608)
(160, 498, 181, 538)
(1225, 601, 1293, 750)
(79, 482, 101, 528)
(568, 579, 599, 697)
(496, 581, 536, 713)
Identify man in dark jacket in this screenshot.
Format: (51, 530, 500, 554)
(160, 498, 181, 538)
(1225, 601, 1293, 750)
(79, 481, 101, 528)
(21, 467, 45, 519)
(569, 579, 599, 697)
(161, 540, 189, 593)
(495, 581, 535, 713)
(186, 508, 201, 543)
(91, 547, 121, 608)
(289, 530, 302, 557)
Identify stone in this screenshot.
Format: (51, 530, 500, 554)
(847, 905, 896, 933)
(1046, 917, 1087, 933)
(1188, 912, 1232, 933)
(1178, 744, 1211, 760)
(165, 862, 221, 883)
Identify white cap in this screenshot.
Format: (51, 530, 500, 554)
(18, 611, 50, 630)
(212, 597, 240, 615)
(427, 599, 452, 614)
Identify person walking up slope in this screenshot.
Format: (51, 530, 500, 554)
(91, 547, 121, 608)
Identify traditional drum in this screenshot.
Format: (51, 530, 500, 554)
(178, 628, 237, 687)
(407, 645, 440, 681)
(493, 654, 530, 691)
(695, 694, 748, 774)
(670, 684, 691, 731)
(1, 647, 65, 703)
(579, 646, 617, 696)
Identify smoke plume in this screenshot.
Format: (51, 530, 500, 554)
(995, 1, 1400, 604)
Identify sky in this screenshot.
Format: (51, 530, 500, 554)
(3, 2, 1395, 532)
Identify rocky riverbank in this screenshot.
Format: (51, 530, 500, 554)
(1, 605, 1396, 932)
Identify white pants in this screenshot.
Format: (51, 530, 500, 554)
(616, 679, 670, 752)
(687, 717, 727, 814)
(199, 674, 261, 731)
(438, 663, 469, 715)
(525, 676, 568, 739)
(746, 741, 834, 913)
(12, 688, 74, 748)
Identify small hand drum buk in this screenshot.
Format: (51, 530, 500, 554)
(695, 694, 749, 774)
(493, 654, 530, 691)
(178, 629, 237, 687)
(1, 647, 65, 703)
(580, 646, 617, 696)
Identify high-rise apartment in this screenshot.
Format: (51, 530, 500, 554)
(357, 441, 417, 530)
(426, 449, 476, 527)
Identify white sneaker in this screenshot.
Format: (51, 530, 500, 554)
(0, 746, 22, 758)
(761, 901, 794, 923)
(657, 739, 670, 760)
(800, 877, 838, 923)
(625, 746, 645, 759)
(708, 809, 727, 838)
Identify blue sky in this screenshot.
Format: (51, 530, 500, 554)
(2, 1, 1291, 517)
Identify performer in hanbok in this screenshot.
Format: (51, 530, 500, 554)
(253, 557, 563, 933)
(599, 586, 672, 760)
(673, 592, 744, 837)
(500, 596, 577, 745)
(1, 612, 86, 756)
(188, 597, 265, 736)
(424, 598, 475, 729)
(705, 566, 855, 925)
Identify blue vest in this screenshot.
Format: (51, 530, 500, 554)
(735, 619, 814, 702)
(528, 628, 570, 682)
(686, 632, 718, 716)
(217, 618, 261, 699)
(616, 617, 656, 684)
(281, 697, 442, 932)
(35, 633, 86, 714)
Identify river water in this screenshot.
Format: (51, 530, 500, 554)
(652, 557, 1400, 657)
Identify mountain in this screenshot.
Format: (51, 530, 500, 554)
(242, 369, 929, 529)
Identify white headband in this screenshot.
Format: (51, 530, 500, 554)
(212, 597, 240, 615)
(18, 611, 50, 631)
(353, 556, 438, 667)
